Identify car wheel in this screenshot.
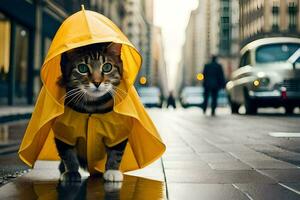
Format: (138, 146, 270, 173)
(228, 95, 240, 114)
(285, 106, 294, 115)
(244, 89, 257, 115)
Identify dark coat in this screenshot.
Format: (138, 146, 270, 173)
(203, 61, 225, 90)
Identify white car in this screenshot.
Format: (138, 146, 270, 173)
(137, 87, 163, 108)
(180, 86, 204, 108)
(226, 37, 300, 114)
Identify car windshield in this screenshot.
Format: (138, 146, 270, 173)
(256, 43, 300, 63)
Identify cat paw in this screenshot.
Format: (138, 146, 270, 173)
(60, 171, 81, 182)
(104, 182, 122, 192)
(103, 170, 123, 182)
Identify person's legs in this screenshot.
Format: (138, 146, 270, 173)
(172, 102, 176, 109)
(202, 88, 210, 114)
(211, 89, 218, 116)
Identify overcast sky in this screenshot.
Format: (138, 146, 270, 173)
(153, 0, 199, 90)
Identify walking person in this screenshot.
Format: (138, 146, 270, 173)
(166, 91, 176, 109)
(202, 55, 226, 116)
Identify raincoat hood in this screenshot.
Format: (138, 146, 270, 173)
(18, 8, 165, 173)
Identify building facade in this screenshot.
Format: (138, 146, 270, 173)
(151, 26, 168, 97)
(239, 0, 300, 47)
(218, 0, 240, 78)
(0, 0, 89, 106)
(177, 2, 208, 92)
(177, 0, 240, 92)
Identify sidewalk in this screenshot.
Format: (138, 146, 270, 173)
(1, 108, 300, 199)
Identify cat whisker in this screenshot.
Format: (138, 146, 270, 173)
(76, 91, 86, 104)
(111, 86, 128, 95)
(110, 88, 126, 100)
(74, 91, 84, 104)
(64, 90, 84, 102)
(111, 87, 127, 97)
(59, 88, 81, 102)
(65, 92, 83, 106)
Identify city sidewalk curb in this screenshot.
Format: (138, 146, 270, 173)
(0, 107, 33, 123)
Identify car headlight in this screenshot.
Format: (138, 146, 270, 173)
(253, 77, 270, 87)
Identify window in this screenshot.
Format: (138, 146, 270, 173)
(240, 51, 251, 67)
(14, 24, 29, 104)
(272, 2, 279, 29)
(221, 17, 229, 23)
(288, 2, 297, 29)
(0, 14, 10, 104)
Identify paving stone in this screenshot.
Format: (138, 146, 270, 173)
(197, 153, 238, 163)
(192, 145, 224, 153)
(168, 183, 249, 200)
(280, 183, 300, 194)
(209, 161, 252, 170)
(163, 161, 211, 170)
(244, 160, 298, 170)
(230, 151, 276, 162)
(165, 169, 275, 184)
(216, 144, 256, 153)
(234, 183, 300, 200)
(259, 169, 300, 183)
(247, 144, 286, 153)
(162, 154, 202, 161)
(165, 147, 194, 154)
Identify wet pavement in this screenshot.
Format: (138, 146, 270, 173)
(150, 108, 300, 200)
(0, 161, 166, 200)
(0, 107, 300, 199)
(0, 120, 29, 186)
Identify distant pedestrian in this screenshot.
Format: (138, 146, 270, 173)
(166, 91, 176, 109)
(202, 55, 225, 116)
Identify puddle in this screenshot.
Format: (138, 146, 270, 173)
(0, 174, 166, 200)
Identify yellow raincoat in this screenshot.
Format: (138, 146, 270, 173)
(18, 8, 165, 174)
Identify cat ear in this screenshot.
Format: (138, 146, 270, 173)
(106, 43, 122, 56)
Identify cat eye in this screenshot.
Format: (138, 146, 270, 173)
(102, 63, 113, 73)
(77, 64, 89, 74)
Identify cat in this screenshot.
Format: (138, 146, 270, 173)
(55, 42, 127, 182)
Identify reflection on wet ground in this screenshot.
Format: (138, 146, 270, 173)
(0, 120, 28, 146)
(0, 174, 166, 200)
(0, 121, 29, 184)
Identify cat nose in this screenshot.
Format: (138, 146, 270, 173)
(93, 81, 101, 88)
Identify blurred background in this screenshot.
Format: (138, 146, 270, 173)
(0, 0, 299, 111)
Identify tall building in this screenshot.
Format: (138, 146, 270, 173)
(0, 0, 87, 106)
(218, 0, 240, 78)
(92, 0, 126, 28)
(177, 2, 208, 91)
(151, 26, 168, 97)
(177, 0, 239, 91)
(121, 0, 152, 88)
(239, 0, 300, 47)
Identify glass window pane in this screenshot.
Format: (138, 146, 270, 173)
(14, 24, 29, 104)
(256, 43, 300, 63)
(0, 14, 10, 104)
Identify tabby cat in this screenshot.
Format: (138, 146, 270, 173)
(56, 42, 127, 182)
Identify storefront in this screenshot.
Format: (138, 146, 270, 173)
(0, 0, 62, 106)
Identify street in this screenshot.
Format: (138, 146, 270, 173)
(0, 107, 300, 199)
(149, 107, 300, 200)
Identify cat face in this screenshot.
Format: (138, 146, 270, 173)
(59, 43, 123, 112)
